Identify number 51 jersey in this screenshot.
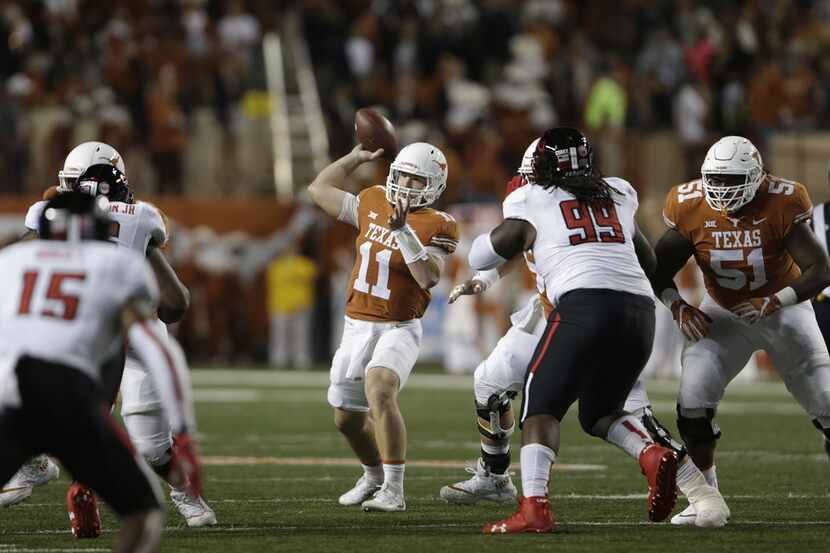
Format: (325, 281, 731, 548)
(503, 177, 653, 305)
(663, 175, 812, 309)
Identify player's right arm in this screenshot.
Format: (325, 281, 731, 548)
(308, 144, 385, 220)
(448, 254, 524, 303)
(653, 190, 712, 341)
(147, 246, 191, 323)
(118, 257, 201, 497)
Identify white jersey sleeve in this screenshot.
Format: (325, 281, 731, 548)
(502, 186, 535, 228)
(108, 201, 167, 254)
(24, 201, 47, 232)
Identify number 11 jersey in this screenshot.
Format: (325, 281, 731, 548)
(662, 175, 812, 309)
(342, 185, 459, 322)
(503, 177, 653, 305)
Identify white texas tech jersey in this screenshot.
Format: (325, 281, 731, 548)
(0, 240, 158, 387)
(503, 177, 653, 304)
(25, 200, 167, 254)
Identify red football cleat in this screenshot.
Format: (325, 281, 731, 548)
(67, 482, 102, 539)
(483, 496, 556, 534)
(639, 443, 678, 522)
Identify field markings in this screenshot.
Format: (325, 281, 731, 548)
(7, 519, 830, 536)
(190, 370, 797, 398)
(13, 493, 829, 509)
(190, 387, 807, 415)
(201, 456, 605, 471)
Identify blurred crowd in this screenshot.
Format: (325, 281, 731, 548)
(0, 0, 283, 195)
(306, 0, 830, 203)
(3, 0, 830, 366)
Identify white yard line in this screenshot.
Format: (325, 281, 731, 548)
(200, 456, 605, 471)
(7, 519, 829, 536)
(190, 369, 795, 398)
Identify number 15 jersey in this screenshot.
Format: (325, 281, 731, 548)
(340, 185, 459, 322)
(503, 177, 653, 305)
(662, 175, 812, 309)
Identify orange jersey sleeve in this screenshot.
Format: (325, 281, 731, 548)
(666, 176, 809, 308)
(344, 186, 456, 322)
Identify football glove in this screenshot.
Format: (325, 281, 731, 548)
(670, 299, 712, 341)
(731, 296, 782, 325)
(169, 433, 203, 498)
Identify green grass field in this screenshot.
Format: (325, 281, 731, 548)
(2, 369, 828, 552)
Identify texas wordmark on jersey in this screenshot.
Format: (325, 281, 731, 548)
(344, 186, 459, 322)
(663, 175, 812, 308)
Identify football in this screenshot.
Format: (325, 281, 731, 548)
(355, 108, 399, 159)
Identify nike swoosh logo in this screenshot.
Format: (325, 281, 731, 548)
(753, 218, 767, 225)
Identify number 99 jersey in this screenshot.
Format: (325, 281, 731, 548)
(662, 175, 812, 309)
(503, 177, 653, 305)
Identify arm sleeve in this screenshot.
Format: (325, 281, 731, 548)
(126, 323, 195, 434)
(337, 192, 360, 228)
(24, 201, 47, 232)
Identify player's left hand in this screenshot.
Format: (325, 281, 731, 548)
(731, 296, 782, 324)
(388, 193, 410, 231)
(169, 433, 203, 498)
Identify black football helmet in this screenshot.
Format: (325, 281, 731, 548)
(38, 191, 112, 242)
(532, 127, 594, 185)
(76, 163, 134, 204)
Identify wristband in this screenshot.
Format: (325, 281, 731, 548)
(774, 286, 798, 307)
(393, 225, 428, 264)
(659, 288, 682, 309)
(473, 269, 500, 291)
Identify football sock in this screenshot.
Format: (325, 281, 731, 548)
(520, 443, 555, 497)
(481, 442, 511, 475)
(382, 463, 405, 494)
(362, 463, 383, 486)
(676, 456, 706, 495)
(702, 465, 718, 488)
(606, 414, 654, 460)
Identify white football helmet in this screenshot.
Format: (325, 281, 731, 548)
(58, 141, 126, 192)
(518, 138, 540, 183)
(701, 136, 764, 213)
(385, 142, 448, 208)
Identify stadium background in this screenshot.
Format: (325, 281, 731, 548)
(0, 0, 830, 373)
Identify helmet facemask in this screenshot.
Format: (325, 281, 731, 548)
(702, 168, 762, 213)
(385, 168, 445, 208)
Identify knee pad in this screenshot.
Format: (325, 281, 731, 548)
(476, 392, 515, 440)
(677, 405, 721, 444)
(124, 415, 173, 467)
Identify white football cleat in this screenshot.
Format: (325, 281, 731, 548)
(170, 489, 217, 527)
(671, 503, 697, 526)
(361, 484, 406, 512)
(1, 456, 60, 507)
(439, 459, 517, 504)
(671, 486, 730, 528)
(338, 475, 382, 506)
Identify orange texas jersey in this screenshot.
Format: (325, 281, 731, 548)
(345, 186, 459, 322)
(663, 175, 812, 308)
